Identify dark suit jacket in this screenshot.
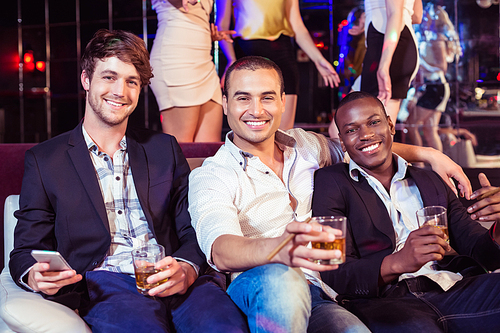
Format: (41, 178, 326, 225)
(312, 163, 500, 298)
(10, 123, 206, 298)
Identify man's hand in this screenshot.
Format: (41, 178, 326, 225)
(28, 262, 82, 295)
(272, 220, 343, 272)
(380, 226, 450, 285)
(425, 148, 472, 199)
(147, 257, 197, 297)
(468, 173, 500, 223)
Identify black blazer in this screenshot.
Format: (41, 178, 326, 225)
(10, 123, 206, 293)
(312, 163, 500, 298)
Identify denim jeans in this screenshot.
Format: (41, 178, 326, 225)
(227, 264, 310, 333)
(80, 270, 249, 333)
(341, 273, 500, 333)
(227, 264, 370, 333)
(308, 285, 371, 333)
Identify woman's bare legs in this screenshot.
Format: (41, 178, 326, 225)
(194, 100, 223, 142)
(385, 99, 402, 125)
(406, 104, 443, 151)
(161, 106, 199, 142)
(406, 101, 424, 147)
(419, 106, 443, 151)
(280, 94, 298, 131)
(161, 100, 222, 142)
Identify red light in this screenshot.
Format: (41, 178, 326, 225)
(36, 61, 46, 72)
(25, 62, 35, 71)
(315, 42, 325, 49)
(497, 73, 500, 81)
(24, 51, 34, 64)
(23, 51, 35, 72)
(342, 20, 349, 26)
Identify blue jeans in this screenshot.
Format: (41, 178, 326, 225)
(227, 264, 370, 333)
(79, 270, 249, 333)
(341, 273, 500, 333)
(308, 285, 371, 333)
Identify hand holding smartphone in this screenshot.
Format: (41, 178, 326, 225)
(31, 250, 73, 271)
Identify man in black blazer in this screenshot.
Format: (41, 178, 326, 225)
(312, 91, 500, 333)
(9, 29, 248, 332)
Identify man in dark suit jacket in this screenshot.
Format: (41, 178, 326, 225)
(9, 29, 248, 332)
(312, 91, 500, 333)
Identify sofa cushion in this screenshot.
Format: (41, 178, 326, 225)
(0, 269, 91, 333)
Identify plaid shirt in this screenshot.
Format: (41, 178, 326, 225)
(83, 126, 156, 275)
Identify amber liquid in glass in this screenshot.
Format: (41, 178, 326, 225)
(311, 237, 345, 264)
(134, 265, 169, 295)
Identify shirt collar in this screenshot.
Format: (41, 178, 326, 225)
(82, 125, 127, 157)
(348, 153, 408, 182)
(224, 129, 297, 171)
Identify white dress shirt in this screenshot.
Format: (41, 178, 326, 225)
(189, 128, 344, 299)
(349, 154, 463, 291)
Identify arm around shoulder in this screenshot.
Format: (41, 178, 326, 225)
(392, 143, 472, 199)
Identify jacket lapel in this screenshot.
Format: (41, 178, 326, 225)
(353, 172, 396, 248)
(127, 133, 153, 228)
(408, 167, 447, 208)
(67, 123, 109, 232)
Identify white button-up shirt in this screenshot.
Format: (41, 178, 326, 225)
(349, 154, 463, 291)
(189, 128, 344, 299)
(82, 126, 155, 275)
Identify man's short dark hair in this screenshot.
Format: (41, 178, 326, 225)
(81, 29, 153, 87)
(334, 91, 387, 131)
(223, 56, 285, 97)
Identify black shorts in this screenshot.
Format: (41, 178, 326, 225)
(234, 35, 300, 95)
(416, 80, 450, 112)
(361, 23, 418, 99)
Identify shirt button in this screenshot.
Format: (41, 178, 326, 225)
(239, 162, 242, 165)
(117, 210, 123, 215)
(115, 176, 120, 181)
(92, 261, 98, 266)
(104, 157, 109, 161)
(265, 171, 269, 174)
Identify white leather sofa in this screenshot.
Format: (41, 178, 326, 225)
(0, 195, 91, 333)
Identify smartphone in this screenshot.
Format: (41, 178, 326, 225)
(31, 250, 73, 271)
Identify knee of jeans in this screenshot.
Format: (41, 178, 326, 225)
(257, 264, 311, 310)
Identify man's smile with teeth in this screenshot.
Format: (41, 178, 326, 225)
(361, 143, 379, 152)
(245, 120, 267, 126)
(105, 99, 125, 107)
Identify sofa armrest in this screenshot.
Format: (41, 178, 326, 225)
(0, 269, 91, 332)
(4, 195, 19, 268)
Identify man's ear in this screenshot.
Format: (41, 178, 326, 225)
(222, 95, 228, 116)
(81, 70, 90, 91)
(387, 115, 396, 135)
(281, 93, 286, 114)
(339, 137, 347, 152)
